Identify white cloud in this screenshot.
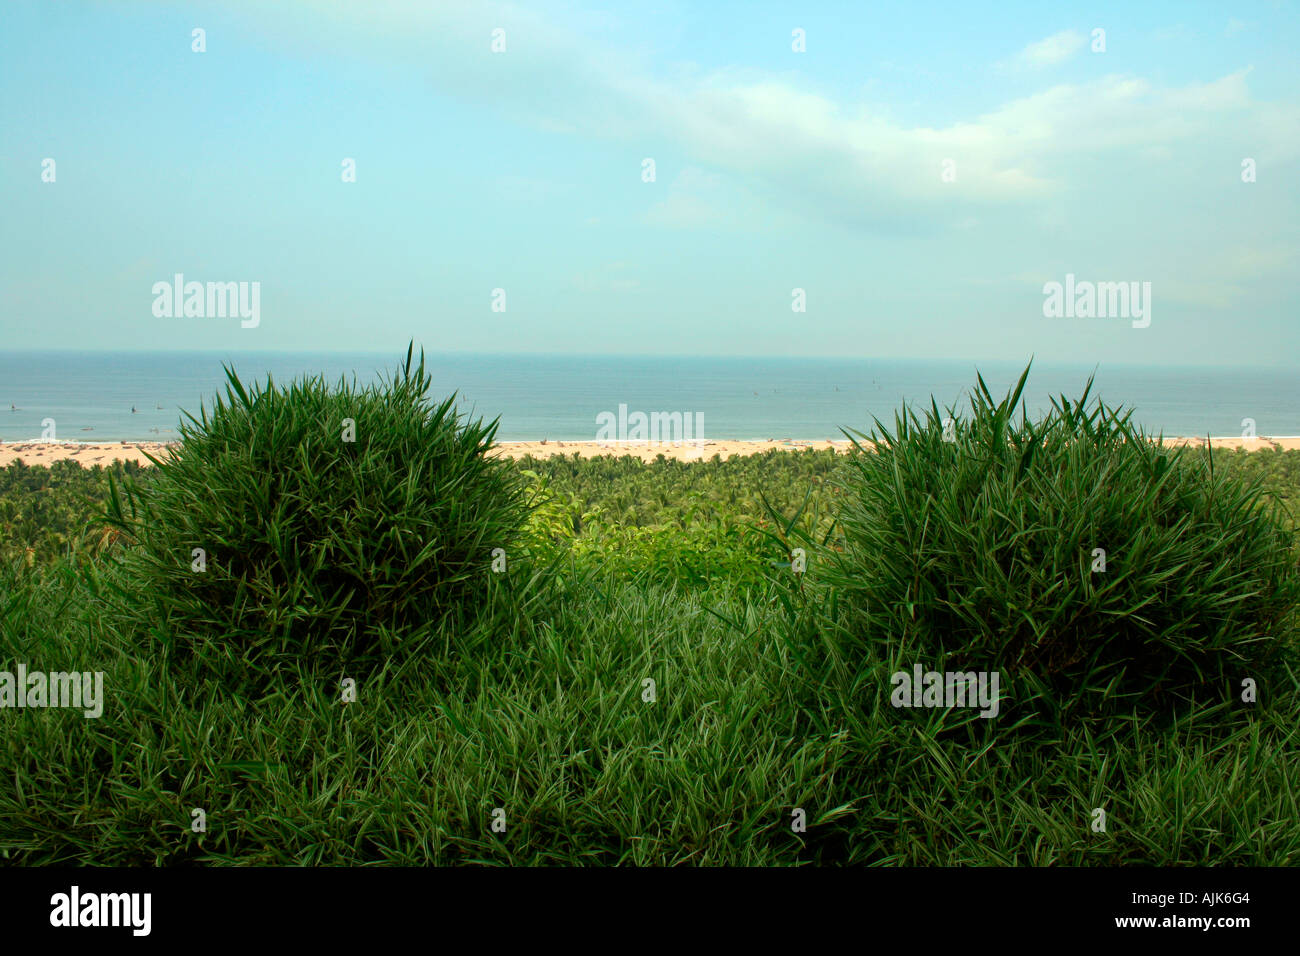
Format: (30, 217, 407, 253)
(641, 166, 782, 231)
(572, 261, 641, 294)
(1222, 245, 1298, 281)
(231, 3, 1295, 229)
(644, 167, 731, 229)
(998, 30, 1087, 71)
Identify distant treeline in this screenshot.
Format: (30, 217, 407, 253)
(3, 446, 1296, 576)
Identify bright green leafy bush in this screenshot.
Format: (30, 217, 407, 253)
(828, 366, 1300, 719)
(102, 347, 529, 681)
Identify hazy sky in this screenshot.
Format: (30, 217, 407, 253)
(2, 0, 1298, 365)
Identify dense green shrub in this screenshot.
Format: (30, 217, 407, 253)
(102, 346, 530, 682)
(828, 366, 1300, 720)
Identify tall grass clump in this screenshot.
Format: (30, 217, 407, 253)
(828, 364, 1300, 721)
(101, 345, 530, 684)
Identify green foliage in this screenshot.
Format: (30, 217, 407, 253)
(3, 367, 1300, 865)
(0, 459, 144, 566)
(516, 450, 843, 588)
(100, 346, 530, 684)
(1182, 445, 1300, 536)
(4, 558, 1299, 866)
(827, 365, 1300, 720)
(516, 449, 842, 532)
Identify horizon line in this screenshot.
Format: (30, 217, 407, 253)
(1, 348, 1296, 372)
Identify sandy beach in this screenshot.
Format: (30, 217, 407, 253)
(3, 435, 1300, 468)
(490, 438, 858, 462)
(1, 442, 176, 468)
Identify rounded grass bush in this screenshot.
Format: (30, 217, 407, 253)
(829, 366, 1300, 720)
(104, 346, 530, 682)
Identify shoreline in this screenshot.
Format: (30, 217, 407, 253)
(3, 435, 1300, 468)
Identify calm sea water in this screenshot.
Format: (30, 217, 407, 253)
(1, 351, 1297, 443)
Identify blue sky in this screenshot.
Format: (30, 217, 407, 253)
(1, 0, 1297, 364)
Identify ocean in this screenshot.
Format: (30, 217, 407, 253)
(1, 351, 1297, 444)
